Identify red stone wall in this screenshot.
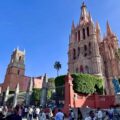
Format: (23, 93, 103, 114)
(63, 74, 115, 115)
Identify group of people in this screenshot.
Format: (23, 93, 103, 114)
(0, 104, 120, 120)
(0, 104, 64, 120)
(84, 106, 120, 120)
(0, 105, 53, 120)
(68, 106, 120, 120)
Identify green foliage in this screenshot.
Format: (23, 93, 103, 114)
(54, 61, 62, 76)
(55, 75, 65, 99)
(47, 90, 52, 100)
(32, 88, 41, 101)
(72, 73, 103, 95)
(48, 78, 55, 88)
(47, 78, 55, 100)
(55, 73, 103, 98)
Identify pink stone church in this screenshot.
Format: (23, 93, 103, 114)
(68, 2, 120, 95)
(0, 48, 43, 92)
(0, 2, 120, 96)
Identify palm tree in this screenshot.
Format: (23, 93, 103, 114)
(54, 61, 61, 76)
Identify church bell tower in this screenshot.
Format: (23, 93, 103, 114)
(3, 48, 25, 91)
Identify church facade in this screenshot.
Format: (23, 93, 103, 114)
(68, 3, 120, 95)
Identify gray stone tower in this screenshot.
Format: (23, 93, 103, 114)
(68, 2, 103, 76)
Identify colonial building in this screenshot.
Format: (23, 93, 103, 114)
(68, 2, 120, 95)
(0, 48, 43, 92)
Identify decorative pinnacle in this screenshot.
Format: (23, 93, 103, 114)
(106, 21, 113, 36)
(96, 22, 101, 31)
(71, 20, 75, 30)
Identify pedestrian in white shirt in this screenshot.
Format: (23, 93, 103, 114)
(35, 107, 40, 120)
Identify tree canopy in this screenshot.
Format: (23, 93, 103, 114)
(54, 61, 62, 76)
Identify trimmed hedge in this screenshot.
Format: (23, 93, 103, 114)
(55, 73, 103, 98)
(55, 75, 65, 99)
(72, 73, 103, 94)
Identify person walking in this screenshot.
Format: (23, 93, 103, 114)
(77, 108, 83, 120)
(55, 109, 64, 120)
(69, 109, 75, 120)
(39, 109, 46, 120)
(85, 111, 97, 120)
(28, 106, 33, 120)
(35, 107, 40, 120)
(96, 108, 103, 120)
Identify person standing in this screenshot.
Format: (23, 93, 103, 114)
(69, 109, 75, 120)
(96, 108, 103, 120)
(35, 107, 40, 120)
(55, 109, 64, 120)
(28, 106, 33, 120)
(108, 106, 114, 120)
(39, 109, 46, 120)
(85, 111, 96, 120)
(77, 108, 83, 120)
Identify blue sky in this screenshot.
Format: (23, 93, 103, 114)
(0, 0, 120, 83)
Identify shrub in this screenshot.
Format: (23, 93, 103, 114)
(55, 73, 103, 98)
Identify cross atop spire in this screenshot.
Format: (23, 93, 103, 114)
(80, 2, 89, 24)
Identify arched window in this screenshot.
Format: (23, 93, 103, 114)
(84, 45, 87, 51)
(89, 42, 91, 55)
(89, 42, 91, 48)
(78, 47, 80, 57)
(85, 66, 89, 73)
(75, 32, 77, 40)
(83, 28, 85, 39)
(76, 68, 78, 73)
(73, 49, 76, 60)
(87, 27, 89, 36)
(17, 70, 20, 75)
(80, 65, 84, 73)
(78, 30, 80, 41)
(19, 56, 21, 61)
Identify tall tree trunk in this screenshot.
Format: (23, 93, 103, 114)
(57, 70, 59, 76)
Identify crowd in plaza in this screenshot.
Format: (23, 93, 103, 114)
(0, 105, 120, 120)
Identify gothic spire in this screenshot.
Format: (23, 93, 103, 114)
(106, 21, 113, 36)
(96, 22, 101, 42)
(89, 12, 93, 24)
(96, 22, 101, 32)
(80, 2, 89, 24)
(71, 20, 75, 31)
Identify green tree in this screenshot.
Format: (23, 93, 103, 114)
(54, 61, 61, 76)
(32, 88, 41, 102)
